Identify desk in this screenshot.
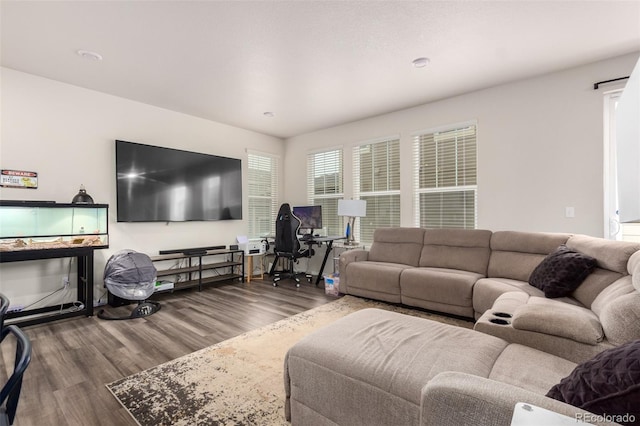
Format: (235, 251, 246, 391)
(300, 236, 345, 285)
(267, 236, 346, 286)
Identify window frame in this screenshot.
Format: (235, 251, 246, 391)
(352, 136, 401, 243)
(247, 150, 279, 239)
(412, 121, 478, 229)
(306, 147, 344, 236)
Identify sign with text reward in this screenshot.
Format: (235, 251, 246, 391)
(1, 170, 38, 189)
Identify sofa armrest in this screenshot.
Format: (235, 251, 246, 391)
(339, 248, 368, 265)
(420, 372, 619, 426)
(338, 249, 369, 293)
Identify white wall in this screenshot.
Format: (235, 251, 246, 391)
(0, 68, 284, 306)
(284, 52, 640, 238)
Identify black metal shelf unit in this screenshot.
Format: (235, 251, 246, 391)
(151, 249, 245, 292)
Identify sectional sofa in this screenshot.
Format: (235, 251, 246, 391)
(283, 228, 640, 425)
(338, 228, 640, 362)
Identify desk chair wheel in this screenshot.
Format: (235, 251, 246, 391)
(272, 278, 300, 288)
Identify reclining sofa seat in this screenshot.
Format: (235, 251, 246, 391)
(340, 227, 425, 303)
(401, 228, 492, 317)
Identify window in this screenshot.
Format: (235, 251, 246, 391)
(604, 90, 622, 239)
(307, 149, 343, 236)
(413, 123, 477, 229)
(353, 138, 400, 243)
(247, 152, 279, 238)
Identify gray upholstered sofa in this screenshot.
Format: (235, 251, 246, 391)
(284, 228, 640, 425)
(284, 308, 630, 426)
(339, 228, 640, 362)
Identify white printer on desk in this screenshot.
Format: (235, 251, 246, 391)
(236, 236, 266, 255)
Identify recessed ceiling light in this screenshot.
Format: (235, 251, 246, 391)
(263, 112, 275, 118)
(77, 50, 103, 61)
(412, 57, 430, 68)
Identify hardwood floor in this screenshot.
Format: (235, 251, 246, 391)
(1, 278, 335, 426)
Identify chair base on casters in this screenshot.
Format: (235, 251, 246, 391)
(97, 300, 161, 320)
(272, 271, 313, 288)
(271, 248, 313, 288)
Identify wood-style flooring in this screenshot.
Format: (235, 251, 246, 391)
(0, 278, 335, 426)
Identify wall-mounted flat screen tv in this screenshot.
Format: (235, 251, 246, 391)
(115, 140, 242, 222)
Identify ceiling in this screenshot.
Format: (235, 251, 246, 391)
(2, 1, 640, 139)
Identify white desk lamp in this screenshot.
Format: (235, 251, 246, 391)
(338, 199, 367, 246)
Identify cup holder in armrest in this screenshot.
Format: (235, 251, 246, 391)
(489, 318, 511, 325)
(492, 312, 513, 318)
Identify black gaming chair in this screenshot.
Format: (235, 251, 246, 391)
(272, 203, 312, 287)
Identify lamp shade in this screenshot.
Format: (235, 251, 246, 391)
(72, 185, 94, 204)
(338, 199, 367, 217)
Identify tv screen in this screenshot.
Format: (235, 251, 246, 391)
(293, 205, 322, 232)
(115, 140, 242, 222)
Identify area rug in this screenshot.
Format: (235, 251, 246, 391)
(107, 295, 472, 426)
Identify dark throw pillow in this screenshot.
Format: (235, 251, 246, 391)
(546, 339, 640, 425)
(529, 245, 597, 298)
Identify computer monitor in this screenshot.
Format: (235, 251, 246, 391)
(292, 205, 322, 234)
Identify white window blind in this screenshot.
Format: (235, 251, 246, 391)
(353, 138, 400, 243)
(413, 124, 477, 229)
(247, 152, 279, 238)
(307, 149, 343, 236)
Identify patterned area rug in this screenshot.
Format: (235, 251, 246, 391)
(107, 295, 472, 425)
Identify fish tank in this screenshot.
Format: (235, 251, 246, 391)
(0, 201, 109, 252)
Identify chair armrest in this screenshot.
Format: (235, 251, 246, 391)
(420, 372, 619, 426)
